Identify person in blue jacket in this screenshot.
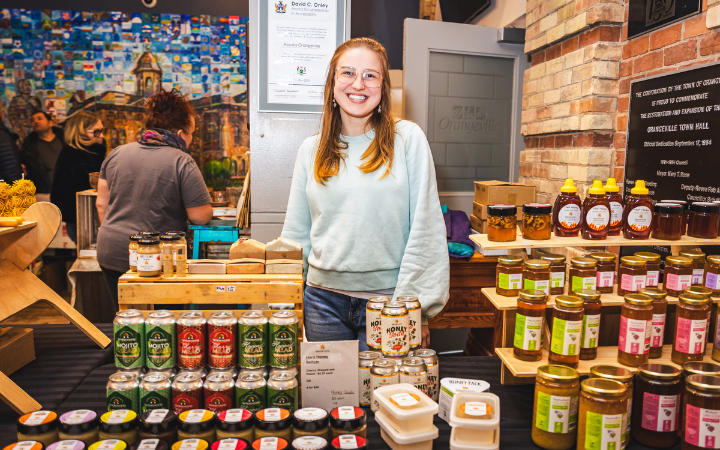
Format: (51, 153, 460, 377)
(281, 38, 449, 351)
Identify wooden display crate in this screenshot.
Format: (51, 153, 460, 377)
(469, 232, 720, 250)
(76, 189, 99, 257)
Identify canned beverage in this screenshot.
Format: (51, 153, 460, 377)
(207, 366, 239, 380)
(381, 302, 409, 357)
(177, 366, 208, 380)
(145, 310, 176, 370)
(267, 372, 299, 413)
(208, 311, 237, 369)
(358, 351, 381, 407)
(413, 349, 439, 401)
(204, 373, 235, 413)
(399, 357, 429, 395)
(177, 311, 207, 369)
(397, 296, 422, 350)
(114, 310, 145, 369)
(107, 372, 140, 412)
(269, 366, 298, 380)
(269, 311, 299, 368)
(370, 359, 399, 412)
(235, 373, 267, 413)
(238, 311, 268, 368)
(172, 372, 204, 414)
(366, 297, 390, 351)
(139, 374, 172, 412)
(240, 366, 268, 380)
(115, 366, 146, 379)
(146, 366, 178, 382)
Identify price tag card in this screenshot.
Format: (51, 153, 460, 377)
(301, 340, 359, 411)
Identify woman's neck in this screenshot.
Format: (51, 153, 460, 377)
(339, 110, 372, 137)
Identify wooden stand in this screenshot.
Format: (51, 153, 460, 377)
(0, 202, 111, 414)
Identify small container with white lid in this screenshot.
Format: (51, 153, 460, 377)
(5, 443, 45, 450)
(290, 437, 327, 450)
(375, 411, 438, 450)
(448, 392, 500, 450)
(17, 411, 60, 446)
(372, 383, 438, 435)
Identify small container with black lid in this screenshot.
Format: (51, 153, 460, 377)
(255, 408, 292, 441)
(292, 408, 329, 439)
(660, 200, 689, 233)
(177, 409, 216, 443)
(3, 442, 45, 450)
(251, 437, 288, 450)
(216, 409, 255, 442)
(652, 203, 684, 240)
(328, 407, 366, 439)
(47, 441, 86, 450)
(291, 437, 328, 450)
(329, 436, 366, 450)
(130, 439, 170, 450)
(17, 411, 60, 447)
(522, 203, 552, 240)
(210, 439, 249, 450)
(59, 410, 100, 445)
(688, 202, 720, 238)
(487, 204, 517, 242)
(99, 410, 140, 446)
(139, 409, 177, 444)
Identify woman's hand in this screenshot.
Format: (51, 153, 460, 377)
(421, 324, 431, 348)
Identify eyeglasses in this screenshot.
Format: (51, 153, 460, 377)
(88, 128, 105, 138)
(336, 66, 383, 88)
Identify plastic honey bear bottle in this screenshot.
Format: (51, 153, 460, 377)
(581, 180, 611, 240)
(604, 178, 624, 236)
(622, 180, 653, 239)
(553, 179, 582, 237)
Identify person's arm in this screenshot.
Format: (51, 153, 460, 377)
(281, 140, 313, 275)
(187, 204, 213, 224)
(178, 156, 213, 224)
(96, 178, 109, 223)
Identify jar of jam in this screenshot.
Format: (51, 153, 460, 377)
(531, 365, 580, 450)
(661, 200, 689, 234)
(541, 253, 567, 295)
(496, 255, 524, 297)
(569, 257, 597, 294)
(549, 295, 584, 368)
(328, 407, 366, 439)
(129, 235, 141, 272)
(705, 255, 720, 294)
(513, 289, 547, 361)
(672, 293, 711, 365)
(487, 204, 517, 242)
(623, 180, 653, 239)
(139, 410, 178, 445)
(587, 253, 614, 293)
(652, 203, 684, 240)
(577, 289, 602, 360)
(589, 365, 634, 448)
(523, 259, 551, 295)
(216, 409, 255, 442)
(177, 410, 216, 443)
(641, 287, 669, 359)
(633, 364, 682, 447)
(688, 202, 720, 239)
(523, 203, 552, 240)
(99, 410, 140, 446)
(680, 250, 707, 286)
(618, 293, 653, 367)
(255, 409, 292, 442)
(17, 411, 59, 446)
(664, 256, 693, 297)
(577, 378, 627, 450)
(605, 178, 624, 236)
(682, 375, 720, 449)
(292, 408, 329, 439)
(635, 252, 661, 288)
(685, 285, 713, 299)
(618, 256, 648, 296)
(137, 238, 162, 277)
(581, 180, 611, 240)
(553, 178, 583, 237)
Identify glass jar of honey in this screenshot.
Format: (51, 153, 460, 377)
(549, 295, 584, 368)
(605, 178, 624, 236)
(680, 250, 707, 286)
(513, 289, 547, 361)
(664, 256, 693, 297)
(577, 290, 601, 360)
(633, 364, 681, 447)
(523, 259, 552, 296)
(137, 238, 162, 277)
(523, 203, 552, 240)
(617, 256, 647, 296)
(672, 293, 711, 365)
(688, 202, 720, 239)
(682, 375, 720, 450)
(704, 255, 720, 294)
(577, 378, 627, 450)
(635, 252, 661, 288)
(618, 293, 653, 367)
(532, 365, 580, 450)
(496, 255, 524, 297)
(641, 287, 669, 359)
(652, 203, 684, 240)
(553, 179, 583, 237)
(590, 252, 616, 294)
(660, 200, 689, 234)
(623, 180, 653, 240)
(129, 235, 141, 273)
(581, 180, 611, 240)
(589, 365, 634, 448)
(685, 285, 713, 299)
(569, 258, 597, 294)
(541, 253, 567, 295)
(487, 204, 517, 242)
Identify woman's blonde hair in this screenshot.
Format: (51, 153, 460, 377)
(64, 111, 101, 151)
(314, 37, 395, 184)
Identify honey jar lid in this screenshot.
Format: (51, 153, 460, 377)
(589, 252, 616, 262)
(498, 255, 524, 266)
(289, 437, 326, 450)
(140, 231, 160, 238)
(160, 234, 180, 242)
(524, 259, 551, 270)
(487, 204, 517, 217)
(587, 180, 606, 195)
(678, 293, 710, 306)
(4, 442, 45, 450)
(216, 409, 253, 433)
(683, 361, 720, 377)
(523, 203, 552, 214)
(60, 410, 99, 435)
(590, 365, 634, 382)
(690, 202, 720, 214)
(129, 234, 142, 242)
(537, 365, 579, 382)
(604, 178, 620, 193)
(570, 257, 597, 268)
(661, 200, 688, 208)
(630, 180, 649, 195)
(17, 411, 59, 435)
(654, 203, 683, 215)
(707, 255, 720, 265)
(292, 408, 329, 432)
(210, 440, 248, 450)
(140, 409, 178, 435)
(581, 378, 627, 396)
(639, 287, 667, 300)
(560, 179, 578, 193)
(623, 293, 652, 306)
(666, 255, 692, 266)
(575, 289, 601, 301)
(684, 285, 713, 298)
(633, 252, 659, 262)
(555, 295, 584, 308)
(166, 231, 187, 237)
(138, 238, 160, 246)
(255, 408, 292, 432)
(680, 250, 706, 260)
(518, 289, 547, 303)
(99, 410, 139, 434)
(540, 253, 566, 263)
(686, 375, 720, 392)
(177, 410, 215, 433)
(329, 406, 366, 431)
(620, 256, 646, 266)
(638, 363, 681, 380)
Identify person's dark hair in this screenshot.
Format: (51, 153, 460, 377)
(33, 111, 52, 122)
(145, 88, 195, 133)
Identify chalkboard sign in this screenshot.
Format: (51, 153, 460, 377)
(627, 0, 701, 38)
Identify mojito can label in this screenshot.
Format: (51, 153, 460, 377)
(146, 326, 175, 369)
(235, 386, 266, 413)
(178, 325, 206, 369)
(269, 324, 297, 367)
(140, 387, 170, 412)
(267, 387, 297, 413)
(114, 324, 144, 369)
(209, 325, 236, 368)
(366, 309, 382, 349)
(107, 388, 138, 412)
(239, 324, 267, 368)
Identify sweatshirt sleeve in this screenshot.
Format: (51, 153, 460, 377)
(281, 139, 313, 275)
(393, 123, 450, 322)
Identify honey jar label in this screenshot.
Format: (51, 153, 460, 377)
(129, 249, 137, 267)
(558, 204, 581, 228)
(597, 271, 614, 288)
(137, 440, 160, 450)
(499, 273, 522, 290)
(666, 274, 692, 292)
(536, 392, 578, 433)
(675, 317, 708, 354)
(646, 271, 660, 287)
(693, 269, 705, 285)
(621, 274, 646, 293)
(523, 279, 549, 295)
(257, 438, 279, 450)
(550, 318, 582, 356)
(137, 253, 161, 271)
(514, 313, 543, 351)
(551, 272, 565, 288)
(585, 206, 610, 231)
(651, 314, 666, 347)
(706, 273, 720, 290)
(581, 314, 600, 349)
(585, 412, 622, 450)
(619, 316, 651, 354)
(642, 393, 678, 432)
(684, 405, 720, 448)
(627, 207, 652, 232)
(571, 276, 596, 293)
(609, 202, 623, 227)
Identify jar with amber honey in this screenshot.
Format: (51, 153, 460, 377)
(581, 180, 611, 240)
(532, 365, 580, 450)
(553, 179, 583, 237)
(664, 256, 693, 297)
(569, 258, 597, 294)
(704, 255, 720, 294)
(549, 295, 584, 368)
(672, 293, 711, 365)
(682, 375, 720, 450)
(688, 202, 720, 239)
(605, 178, 624, 236)
(577, 378, 627, 450)
(487, 204, 517, 242)
(137, 238, 162, 277)
(641, 287, 669, 359)
(680, 250, 707, 286)
(618, 257, 647, 296)
(589, 365, 634, 448)
(541, 253, 566, 295)
(623, 180, 653, 240)
(618, 293, 653, 367)
(590, 252, 617, 294)
(496, 255, 524, 297)
(577, 290, 601, 360)
(633, 364, 681, 448)
(523, 259, 551, 295)
(635, 252, 661, 288)
(661, 200, 689, 234)
(523, 203, 552, 240)
(129, 235, 141, 273)
(652, 203, 684, 240)
(513, 289, 547, 361)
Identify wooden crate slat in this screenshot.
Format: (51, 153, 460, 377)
(119, 283, 301, 304)
(119, 272, 302, 283)
(469, 232, 720, 250)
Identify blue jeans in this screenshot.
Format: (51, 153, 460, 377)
(304, 285, 370, 351)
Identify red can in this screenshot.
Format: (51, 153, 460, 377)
(208, 311, 237, 369)
(204, 373, 235, 414)
(177, 311, 207, 369)
(172, 372, 204, 414)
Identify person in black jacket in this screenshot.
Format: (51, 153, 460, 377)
(0, 104, 22, 184)
(20, 112, 65, 193)
(51, 111, 106, 243)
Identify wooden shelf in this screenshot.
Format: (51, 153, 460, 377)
(469, 232, 720, 250)
(118, 272, 302, 283)
(0, 221, 36, 237)
(497, 344, 714, 378)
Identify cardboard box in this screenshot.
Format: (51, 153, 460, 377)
(226, 262, 265, 274)
(188, 260, 227, 274)
(473, 202, 523, 221)
(469, 214, 488, 234)
(0, 328, 35, 376)
(474, 181, 535, 206)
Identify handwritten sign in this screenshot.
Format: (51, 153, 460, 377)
(300, 340, 358, 411)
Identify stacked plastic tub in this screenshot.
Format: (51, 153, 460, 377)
(448, 391, 500, 450)
(373, 383, 439, 449)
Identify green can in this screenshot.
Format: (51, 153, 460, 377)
(266, 372, 298, 413)
(114, 310, 145, 369)
(235, 372, 267, 413)
(238, 311, 268, 368)
(139, 374, 172, 412)
(269, 311, 299, 368)
(107, 372, 140, 412)
(145, 310, 176, 370)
